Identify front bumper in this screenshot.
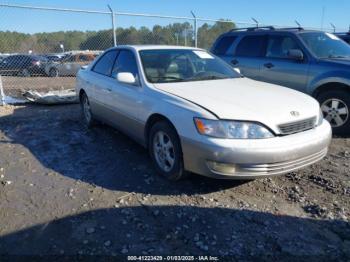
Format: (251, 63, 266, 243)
(181, 120, 332, 179)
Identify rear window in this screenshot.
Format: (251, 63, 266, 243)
(213, 36, 236, 55)
(235, 35, 266, 57)
(32, 56, 48, 61)
(79, 54, 95, 62)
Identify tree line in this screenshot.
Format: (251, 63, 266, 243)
(0, 21, 234, 54)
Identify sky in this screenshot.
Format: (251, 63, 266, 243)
(0, 0, 349, 34)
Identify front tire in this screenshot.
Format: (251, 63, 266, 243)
(18, 68, 30, 77)
(318, 90, 350, 136)
(149, 121, 187, 181)
(80, 92, 96, 128)
(49, 67, 59, 77)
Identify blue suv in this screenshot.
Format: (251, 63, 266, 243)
(335, 32, 350, 45)
(211, 26, 350, 136)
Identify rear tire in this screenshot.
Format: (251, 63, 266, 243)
(80, 92, 96, 128)
(49, 68, 59, 77)
(318, 89, 350, 136)
(149, 121, 187, 181)
(18, 68, 30, 77)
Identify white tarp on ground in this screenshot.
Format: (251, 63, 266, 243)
(22, 89, 79, 105)
(4, 96, 26, 104)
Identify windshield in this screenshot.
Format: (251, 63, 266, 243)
(300, 32, 350, 59)
(139, 49, 240, 83)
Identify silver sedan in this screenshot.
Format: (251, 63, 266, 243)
(76, 45, 331, 180)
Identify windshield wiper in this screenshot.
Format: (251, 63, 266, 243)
(152, 76, 184, 82)
(189, 75, 230, 81)
(327, 55, 350, 59)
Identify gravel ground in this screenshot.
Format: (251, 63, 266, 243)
(0, 104, 349, 261)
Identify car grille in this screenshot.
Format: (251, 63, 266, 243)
(278, 117, 317, 135)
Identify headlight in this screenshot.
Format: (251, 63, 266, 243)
(194, 118, 274, 139)
(318, 108, 324, 126)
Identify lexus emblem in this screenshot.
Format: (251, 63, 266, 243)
(290, 111, 300, 117)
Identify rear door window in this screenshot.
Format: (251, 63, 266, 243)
(266, 35, 301, 59)
(235, 35, 267, 57)
(92, 50, 118, 76)
(213, 36, 237, 55)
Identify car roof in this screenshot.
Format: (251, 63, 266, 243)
(335, 32, 350, 37)
(111, 45, 205, 52)
(220, 26, 323, 37)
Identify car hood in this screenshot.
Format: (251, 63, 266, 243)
(320, 57, 350, 66)
(153, 78, 320, 133)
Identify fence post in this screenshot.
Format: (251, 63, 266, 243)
(108, 5, 117, 46)
(191, 11, 198, 47)
(0, 75, 5, 106)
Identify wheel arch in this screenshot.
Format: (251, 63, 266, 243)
(78, 89, 86, 102)
(144, 113, 180, 149)
(312, 82, 350, 98)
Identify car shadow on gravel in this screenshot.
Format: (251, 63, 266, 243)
(0, 206, 349, 259)
(0, 105, 247, 195)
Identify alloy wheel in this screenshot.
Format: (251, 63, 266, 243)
(153, 131, 175, 172)
(321, 98, 349, 127)
(82, 95, 92, 124)
(20, 69, 30, 77)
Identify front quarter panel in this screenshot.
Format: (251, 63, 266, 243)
(307, 63, 350, 94)
(141, 86, 217, 143)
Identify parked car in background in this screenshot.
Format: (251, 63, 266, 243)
(212, 27, 350, 135)
(45, 53, 97, 77)
(0, 55, 7, 63)
(0, 54, 48, 76)
(335, 32, 350, 45)
(76, 45, 331, 181)
(45, 54, 65, 62)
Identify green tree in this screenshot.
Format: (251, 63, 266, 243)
(0, 20, 236, 54)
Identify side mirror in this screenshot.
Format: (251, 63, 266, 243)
(288, 49, 304, 61)
(81, 65, 88, 70)
(117, 72, 136, 85)
(233, 67, 241, 74)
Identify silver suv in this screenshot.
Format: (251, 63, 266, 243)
(212, 27, 350, 135)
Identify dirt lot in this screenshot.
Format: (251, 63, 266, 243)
(1, 76, 75, 98)
(0, 104, 349, 260)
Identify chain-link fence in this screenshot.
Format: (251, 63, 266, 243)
(0, 3, 348, 103)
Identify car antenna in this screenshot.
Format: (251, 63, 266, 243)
(330, 23, 336, 33)
(295, 20, 302, 29)
(251, 18, 259, 28)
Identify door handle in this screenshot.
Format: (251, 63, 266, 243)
(103, 87, 112, 92)
(231, 59, 239, 65)
(264, 63, 274, 69)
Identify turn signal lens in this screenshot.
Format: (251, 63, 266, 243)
(194, 118, 206, 134)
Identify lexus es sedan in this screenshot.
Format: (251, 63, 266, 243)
(76, 45, 332, 181)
